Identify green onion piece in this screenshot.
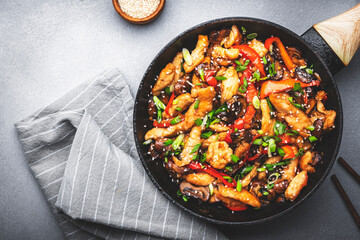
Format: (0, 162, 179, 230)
(210, 119, 221, 125)
(274, 121, 286, 136)
(225, 166, 233, 172)
(253, 71, 260, 81)
(177, 190, 182, 196)
(165, 86, 173, 95)
(288, 97, 304, 109)
(257, 167, 266, 172)
(143, 139, 152, 145)
(235, 60, 241, 66)
(173, 99, 179, 105)
(253, 139, 263, 145)
(200, 153, 207, 163)
(198, 68, 205, 81)
(293, 82, 303, 93)
(262, 56, 267, 65)
(175, 107, 182, 111)
(262, 142, 269, 147)
(157, 109, 162, 123)
(182, 195, 188, 202)
(194, 99, 200, 109)
(286, 129, 299, 136)
(297, 148, 304, 156)
(215, 76, 227, 81)
(172, 133, 185, 150)
(277, 147, 285, 157)
(195, 83, 203, 86)
(209, 183, 214, 195)
(171, 116, 182, 125)
(195, 118, 202, 126)
(164, 139, 174, 146)
(257, 130, 264, 135)
(241, 165, 254, 176)
(244, 59, 250, 66)
(192, 154, 198, 160)
(231, 154, 240, 163)
(214, 103, 227, 115)
(215, 134, 219, 141)
(236, 65, 247, 72)
(153, 96, 166, 110)
(236, 180, 242, 192)
(201, 131, 213, 139)
(267, 97, 273, 110)
(246, 33, 258, 39)
(200, 114, 208, 129)
(260, 76, 269, 81)
(223, 176, 232, 183)
(252, 96, 260, 109)
(267, 172, 280, 185)
(268, 138, 276, 157)
(190, 143, 201, 154)
(262, 191, 269, 196)
(305, 68, 313, 75)
(269, 63, 275, 77)
(239, 84, 247, 93)
(241, 26, 246, 34)
(182, 48, 192, 65)
(164, 157, 168, 163)
(307, 125, 315, 131)
(309, 136, 318, 142)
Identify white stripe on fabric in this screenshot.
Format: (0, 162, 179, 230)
(25, 129, 75, 154)
(202, 224, 207, 240)
(35, 161, 67, 178)
(120, 155, 134, 226)
(107, 147, 122, 224)
(175, 209, 182, 239)
(161, 201, 170, 237)
(68, 115, 91, 215)
(134, 233, 138, 240)
(189, 216, 194, 240)
(216, 229, 218, 240)
(105, 229, 112, 240)
(92, 89, 124, 118)
(82, 74, 122, 110)
(80, 131, 101, 218)
(48, 194, 58, 201)
(21, 122, 67, 141)
(60, 69, 113, 111)
(147, 189, 158, 234)
(94, 147, 110, 221)
(100, 97, 132, 130)
(30, 144, 72, 167)
(59, 220, 68, 225)
(116, 125, 133, 148)
(134, 170, 146, 229)
(41, 177, 63, 189)
(107, 113, 131, 139)
(66, 228, 81, 237)
(16, 111, 82, 129)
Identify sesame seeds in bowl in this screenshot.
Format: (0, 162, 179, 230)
(113, 0, 166, 24)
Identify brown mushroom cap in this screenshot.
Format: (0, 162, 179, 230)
(180, 181, 210, 202)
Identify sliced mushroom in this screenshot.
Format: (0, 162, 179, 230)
(180, 181, 210, 201)
(295, 67, 313, 83)
(287, 47, 307, 67)
(273, 179, 289, 194)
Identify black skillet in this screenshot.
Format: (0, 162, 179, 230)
(133, 5, 360, 225)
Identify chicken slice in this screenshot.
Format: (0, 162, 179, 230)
(185, 173, 215, 186)
(209, 124, 230, 132)
(269, 93, 312, 137)
(234, 141, 250, 158)
(171, 52, 184, 86)
(249, 39, 268, 57)
(212, 46, 240, 60)
(163, 93, 194, 118)
(218, 185, 261, 208)
(285, 171, 308, 201)
(220, 66, 239, 104)
(152, 63, 175, 96)
(241, 162, 260, 187)
(206, 141, 233, 169)
(281, 146, 299, 181)
(145, 86, 216, 140)
(316, 99, 336, 130)
(201, 132, 227, 149)
(221, 25, 241, 48)
(183, 35, 209, 73)
(172, 126, 202, 167)
(299, 151, 315, 173)
(260, 99, 275, 136)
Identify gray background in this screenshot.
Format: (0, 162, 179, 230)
(1, 0, 359, 239)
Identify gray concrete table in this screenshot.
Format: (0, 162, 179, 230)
(1, 0, 359, 239)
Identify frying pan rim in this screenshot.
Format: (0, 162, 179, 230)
(133, 16, 343, 225)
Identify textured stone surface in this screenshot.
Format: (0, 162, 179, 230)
(1, 0, 359, 239)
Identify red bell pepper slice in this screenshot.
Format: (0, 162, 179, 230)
(260, 78, 320, 99)
(232, 45, 266, 76)
(164, 92, 176, 115)
(247, 152, 262, 162)
(234, 119, 244, 130)
(225, 203, 248, 211)
(264, 37, 295, 72)
(188, 162, 236, 188)
(224, 129, 234, 144)
(282, 145, 296, 159)
(243, 105, 256, 129)
(204, 70, 217, 86)
(279, 134, 291, 145)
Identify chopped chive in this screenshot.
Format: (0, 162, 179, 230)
(214, 103, 228, 114)
(182, 48, 192, 65)
(201, 131, 213, 139)
(171, 116, 182, 125)
(235, 60, 241, 66)
(309, 136, 318, 142)
(267, 183, 274, 190)
(182, 195, 188, 202)
(236, 65, 247, 72)
(175, 107, 182, 111)
(236, 179, 242, 192)
(286, 129, 299, 136)
(222, 176, 233, 183)
(246, 33, 257, 39)
(215, 76, 227, 81)
(305, 68, 313, 75)
(293, 82, 303, 93)
(196, 83, 203, 86)
(253, 71, 260, 81)
(190, 143, 201, 154)
(209, 183, 214, 195)
(172, 134, 185, 150)
(307, 125, 315, 131)
(153, 96, 166, 110)
(267, 97, 273, 110)
(257, 130, 264, 135)
(241, 26, 246, 34)
(163, 139, 174, 146)
(268, 138, 276, 157)
(225, 166, 233, 172)
(257, 167, 266, 172)
(231, 154, 240, 163)
(269, 63, 275, 77)
(277, 147, 285, 157)
(210, 118, 221, 125)
(198, 68, 205, 81)
(195, 118, 202, 126)
(288, 97, 304, 109)
(157, 108, 162, 123)
(173, 99, 179, 105)
(192, 154, 198, 160)
(143, 139, 152, 145)
(274, 121, 286, 136)
(194, 99, 200, 109)
(253, 139, 263, 145)
(262, 190, 269, 196)
(262, 56, 267, 65)
(244, 59, 250, 66)
(252, 96, 260, 109)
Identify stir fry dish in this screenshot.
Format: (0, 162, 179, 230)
(143, 25, 336, 211)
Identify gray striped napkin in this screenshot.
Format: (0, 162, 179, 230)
(15, 68, 227, 240)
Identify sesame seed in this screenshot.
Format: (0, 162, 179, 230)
(119, 0, 160, 19)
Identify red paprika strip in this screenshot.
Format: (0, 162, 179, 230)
(205, 70, 217, 86)
(232, 45, 266, 76)
(225, 203, 248, 211)
(264, 37, 295, 72)
(260, 78, 320, 99)
(164, 92, 175, 115)
(282, 145, 296, 159)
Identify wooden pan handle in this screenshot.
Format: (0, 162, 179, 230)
(313, 4, 360, 66)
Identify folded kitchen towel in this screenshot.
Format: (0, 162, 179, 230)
(15, 68, 227, 240)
